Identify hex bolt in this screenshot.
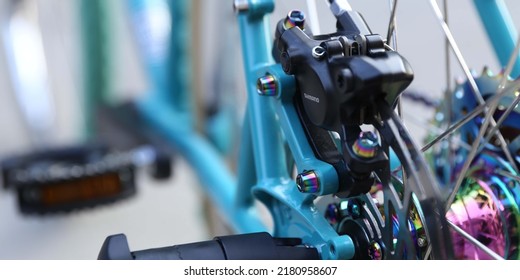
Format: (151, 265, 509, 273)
(417, 237, 427, 248)
(346, 199, 361, 218)
(284, 10, 305, 30)
(256, 74, 277, 96)
(368, 241, 383, 260)
(296, 170, 320, 193)
(325, 203, 340, 225)
(352, 131, 379, 158)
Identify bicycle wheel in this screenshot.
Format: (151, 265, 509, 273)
(399, 0, 520, 260)
(240, 0, 455, 259)
(259, 0, 520, 260)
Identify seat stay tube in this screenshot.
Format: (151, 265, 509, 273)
(236, 1, 355, 259)
(236, 3, 289, 184)
(473, 0, 520, 77)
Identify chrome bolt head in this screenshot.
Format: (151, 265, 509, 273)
(417, 237, 427, 248)
(352, 131, 379, 158)
(296, 170, 320, 193)
(284, 10, 305, 30)
(256, 74, 277, 96)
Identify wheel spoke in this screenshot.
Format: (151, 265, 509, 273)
(445, 78, 520, 210)
(445, 108, 495, 210)
(422, 79, 520, 152)
(402, 111, 472, 151)
(424, 245, 432, 260)
(428, 0, 516, 171)
(481, 92, 520, 146)
(495, 169, 520, 182)
(447, 220, 505, 260)
(480, 36, 520, 147)
(428, 0, 482, 103)
(443, 0, 451, 96)
(442, 0, 455, 181)
(386, 0, 398, 50)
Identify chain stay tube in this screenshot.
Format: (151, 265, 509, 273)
(253, 181, 355, 260)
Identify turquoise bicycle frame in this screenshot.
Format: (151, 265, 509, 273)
(121, 0, 518, 260)
(474, 0, 520, 78)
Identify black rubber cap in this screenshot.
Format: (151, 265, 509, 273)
(98, 234, 133, 260)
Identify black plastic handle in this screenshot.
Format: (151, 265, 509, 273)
(98, 232, 319, 260)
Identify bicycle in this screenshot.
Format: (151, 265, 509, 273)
(3, 0, 518, 260)
(92, 0, 520, 260)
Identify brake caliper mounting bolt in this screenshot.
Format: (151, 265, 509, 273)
(296, 170, 320, 193)
(352, 131, 379, 158)
(417, 237, 427, 248)
(256, 74, 277, 96)
(346, 199, 362, 218)
(368, 241, 383, 260)
(325, 203, 340, 225)
(284, 10, 305, 30)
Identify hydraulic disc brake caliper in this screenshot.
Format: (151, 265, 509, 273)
(273, 8, 414, 197)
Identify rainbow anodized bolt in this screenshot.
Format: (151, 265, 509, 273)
(296, 170, 320, 193)
(352, 131, 379, 158)
(256, 74, 277, 96)
(284, 10, 305, 30)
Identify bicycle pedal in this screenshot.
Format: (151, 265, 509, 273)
(2, 145, 136, 215)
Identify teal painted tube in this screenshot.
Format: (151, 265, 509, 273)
(127, 0, 171, 98)
(237, 4, 289, 182)
(167, 0, 193, 120)
(137, 98, 266, 233)
(235, 111, 258, 208)
(128, 0, 193, 126)
(235, 1, 355, 259)
(474, 0, 520, 77)
(79, 0, 112, 139)
(129, 0, 263, 232)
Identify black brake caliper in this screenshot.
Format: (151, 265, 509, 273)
(272, 8, 413, 198)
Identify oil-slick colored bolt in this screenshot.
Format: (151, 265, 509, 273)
(368, 241, 383, 260)
(352, 131, 379, 158)
(296, 170, 320, 193)
(346, 199, 361, 218)
(325, 203, 340, 225)
(256, 74, 277, 96)
(284, 10, 305, 30)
